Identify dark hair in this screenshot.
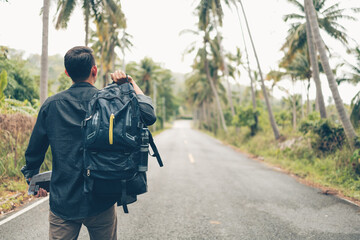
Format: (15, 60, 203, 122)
(64, 46, 95, 82)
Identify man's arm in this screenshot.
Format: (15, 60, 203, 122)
(111, 71, 157, 126)
(21, 104, 50, 183)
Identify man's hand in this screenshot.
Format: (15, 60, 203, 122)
(110, 70, 134, 84)
(35, 188, 48, 198)
(110, 70, 144, 95)
(28, 177, 48, 197)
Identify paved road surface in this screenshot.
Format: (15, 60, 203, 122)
(1, 120, 360, 239)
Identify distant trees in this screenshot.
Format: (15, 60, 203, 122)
(0, 49, 39, 102)
(126, 57, 179, 129)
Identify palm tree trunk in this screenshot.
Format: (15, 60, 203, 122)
(235, 4, 257, 111)
(204, 41, 227, 132)
(212, 15, 235, 117)
(238, 0, 280, 140)
(304, 0, 327, 119)
(292, 77, 297, 130)
(292, 96, 297, 130)
(306, 0, 357, 148)
(40, 0, 50, 105)
(306, 78, 311, 115)
(84, 2, 90, 46)
(121, 29, 126, 71)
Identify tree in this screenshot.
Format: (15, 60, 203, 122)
(238, 0, 280, 140)
(211, 0, 236, 116)
(195, 1, 228, 132)
(55, 0, 121, 46)
(305, 0, 357, 148)
(40, 0, 50, 105)
(0, 50, 39, 102)
(282, 0, 359, 117)
(90, 1, 126, 87)
(304, 4, 327, 118)
(283, 0, 359, 57)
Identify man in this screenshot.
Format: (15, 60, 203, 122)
(21, 46, 156, 240)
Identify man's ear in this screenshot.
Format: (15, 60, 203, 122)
(65, 69, 70, 77)
(91, 65, 97, 77)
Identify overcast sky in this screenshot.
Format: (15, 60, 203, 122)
(0, 0, 359, 104)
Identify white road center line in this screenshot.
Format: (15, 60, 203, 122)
(0, 196, 49, 226)
(188, 153, 195, 163)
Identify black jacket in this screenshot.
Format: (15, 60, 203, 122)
(21, 82, 156, 220)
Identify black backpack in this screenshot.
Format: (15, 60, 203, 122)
(81, 80, 163, 213)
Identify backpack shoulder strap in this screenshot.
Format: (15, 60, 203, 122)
(148, 130, 163, 167)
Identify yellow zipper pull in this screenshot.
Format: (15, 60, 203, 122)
(109, 113, 114, 145)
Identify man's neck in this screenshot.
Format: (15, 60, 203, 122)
(73, 78, 96, 86)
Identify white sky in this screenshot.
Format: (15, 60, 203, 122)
(0, 0, 359, 104)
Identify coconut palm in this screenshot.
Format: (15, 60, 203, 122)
(55, 0, 121, 46)
(185, 70, 214, 128)
(304, 6, 327, 118)
(283, 0, 359, 57)
(238, 0, 280, 140)
(305, 0, 358, 148)
(193, 1, 228, 131)
(198, 0, 236, 117)
(40, 0, 50, 105)
(90, 1, 126, 87)
(284, 51, 312, 115)
(282, 0, 359, 118)
(234, 6, 257, 112)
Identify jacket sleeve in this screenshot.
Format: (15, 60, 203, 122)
(137, 94, 157, 126)
(21, 104, 50, 181)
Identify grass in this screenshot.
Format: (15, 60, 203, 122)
(0, 177, 32, 214)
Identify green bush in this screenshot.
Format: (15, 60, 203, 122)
(232, 106, 259, 136)
(275, 110, 291, 128)
(299, 119, 346, 153)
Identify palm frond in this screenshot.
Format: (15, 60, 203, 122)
(55, 0, 77, 29)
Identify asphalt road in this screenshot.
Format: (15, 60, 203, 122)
(1, 120, 360, 240)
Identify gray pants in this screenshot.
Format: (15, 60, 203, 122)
(49, 205, 117, 240)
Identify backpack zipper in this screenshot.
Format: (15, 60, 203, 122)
(109, 113, 115, 145)
(87, 169, 90, 176)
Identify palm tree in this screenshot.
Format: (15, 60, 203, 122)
(196, 1, 228, 132)
(304, 6, 327, 118)
(198, 0, 235, 117)
(126, 58, 160, 96)
(238, 0, 280, 140)
(284, 51, 312, 115)
(55, 0, 121, 46)
(40, 0, 50, 105)
(283, 0, 359, 117)
(305, 0, 358, 148)
(185, 70, 214, 128)
(283, 0, 359, 57)
(235, 6, 256, 111)
(90, 1, 126, 87)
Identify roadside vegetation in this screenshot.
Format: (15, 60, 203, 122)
(183, 0, 360, 202)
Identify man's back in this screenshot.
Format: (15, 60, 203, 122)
(23, 82, 116, 220)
